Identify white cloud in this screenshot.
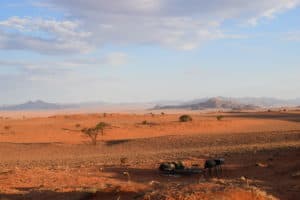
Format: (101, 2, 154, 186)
(284, 31, 300, 41)
(0, 52, 128, 74)
(0, 17, 92, 54)
(1, 0, 299, 54)
(45, 0, 300, 50)
(246, 0, 300, 25)
(104, 52, 128, 66)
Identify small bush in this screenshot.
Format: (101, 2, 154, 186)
(140, 120, 157, 126)
(161, 112, 165, 115)
(179, 115, 192, 122)
(216, 115, 224, 121)
(4, 125, 10, 130)
(120, 157, 128, 165)
(75, 123, 81, 128)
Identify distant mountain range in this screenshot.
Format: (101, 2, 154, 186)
(152, 97, 300, 110)
(1, 97, 300, 111)
(0, 100, 76, 110)
(153, 97, 259, 110)
(0, 100, 146, 111)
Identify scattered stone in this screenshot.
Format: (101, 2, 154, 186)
(86, 187, 98, 194)
(149, 180, 161, 187)
(255, 162, 268, 168)
(240, 176, 247, 181)
(217, 179, 226, 185)
(291, 171, 300, 177)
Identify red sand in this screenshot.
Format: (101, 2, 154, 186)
(0, 111, 299, 199)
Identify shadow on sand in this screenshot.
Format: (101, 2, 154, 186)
(0, 190, 140, 200)
(1, 149, 299, 200)
(228, 112, 300, 122)
(105, 139, 132, 146)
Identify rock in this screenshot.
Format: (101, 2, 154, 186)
(99, 167, 104, 172)
(291, 171, 300, 177)
(255, 162, 268, 168)
(87, 187, 98, 194)
(149, 180, 161, 187)
(240, 176, 247, 181)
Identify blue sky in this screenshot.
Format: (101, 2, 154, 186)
(0, 0, 300, 104)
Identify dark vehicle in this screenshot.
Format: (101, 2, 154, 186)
(159, 161, 203, 175)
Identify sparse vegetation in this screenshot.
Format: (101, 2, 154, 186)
(81, 122, 110, 145)
(179, 115, 192, 122)
(161, 112, 165, 115)
(140, 120, 157, 126)
(4, 125, 10, 130)
(75, 123, 81, 128)
(1, 112, 300, 199)
(216, 115, 224, 121)
(120, 157, 128, 166)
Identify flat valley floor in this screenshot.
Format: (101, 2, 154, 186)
(0, 111, 300, 199)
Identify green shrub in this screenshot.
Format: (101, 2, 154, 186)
(179, 115, 192, 122)
(140, 120, 157, 126)
(216, 115, 224, 121)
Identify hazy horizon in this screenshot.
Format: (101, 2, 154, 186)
(1, 0, 300, 104)
(1, 96, 300, 106)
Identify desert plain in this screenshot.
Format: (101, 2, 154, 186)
(0, 110, 300, 200)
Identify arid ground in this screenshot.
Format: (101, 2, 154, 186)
(0, 110, 300, 200)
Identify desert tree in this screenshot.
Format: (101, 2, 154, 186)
(81, 122, 110, 145)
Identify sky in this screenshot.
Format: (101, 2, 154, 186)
(0, 0, 300, 104)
